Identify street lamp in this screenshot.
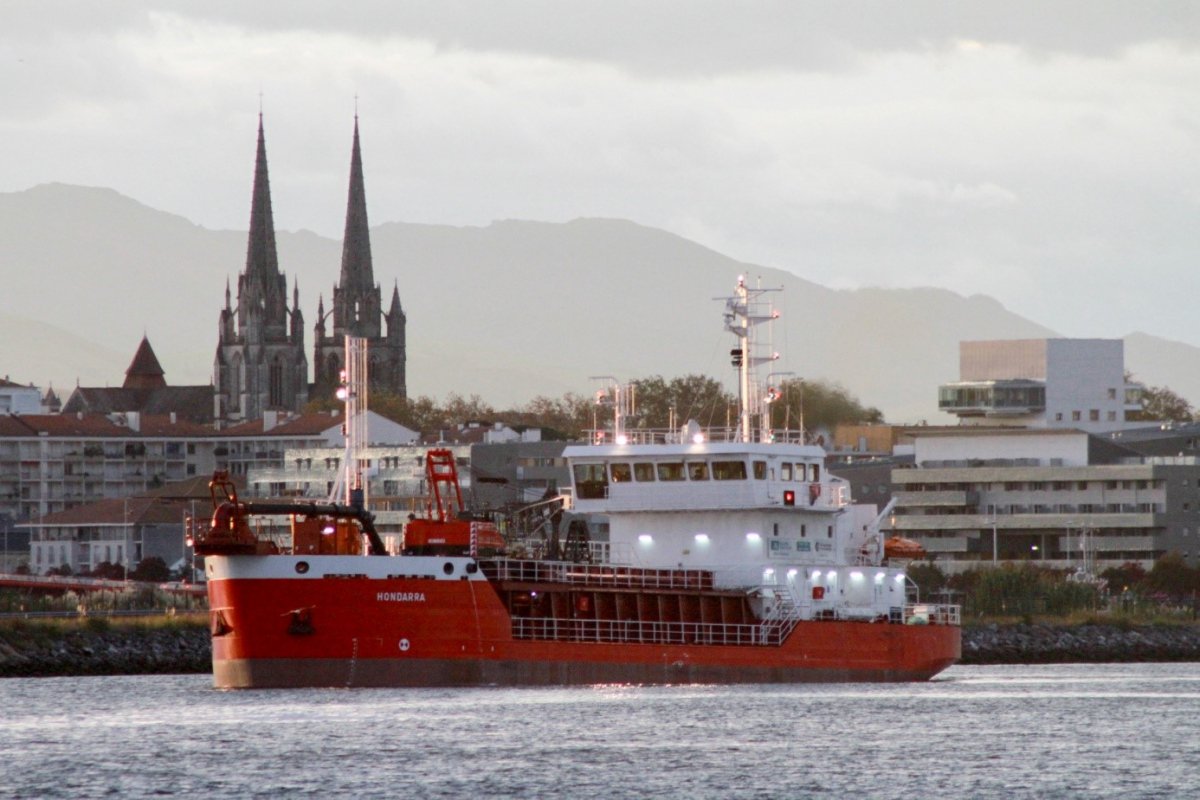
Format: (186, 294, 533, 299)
(989, 512, 998, 564)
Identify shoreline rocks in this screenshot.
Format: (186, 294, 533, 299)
(0, 624, 210, 678)
(961, 623, 1200, 665)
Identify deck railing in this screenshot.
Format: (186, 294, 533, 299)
(907, 604, 960, 625)
(511, 616, 786, 646)
(483, 559, 715, 590)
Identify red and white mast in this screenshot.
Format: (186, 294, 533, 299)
(720, 276, 781, 443)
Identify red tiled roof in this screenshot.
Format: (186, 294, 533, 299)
(221, 412, 340, 438)
(23, 497, 187, 528)
(0, 413, 218, 438)
(136, 415, 215, 437)
(124, 336, 166, 389)
(0, 414, 127, 437)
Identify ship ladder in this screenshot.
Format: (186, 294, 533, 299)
(759, 587, 802, 646)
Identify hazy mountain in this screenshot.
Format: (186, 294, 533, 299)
(1124, 333, 1200, 409)
(0, 312, 127, 396)
(0, 183, 1193, 422)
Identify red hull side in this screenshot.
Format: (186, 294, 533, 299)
(207, 574, 960, 688)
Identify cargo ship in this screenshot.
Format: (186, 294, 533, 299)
(196, 278, 960, 688)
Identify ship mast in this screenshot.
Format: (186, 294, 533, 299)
(330, 335, 369, 508)
(720, 276, 781, 443)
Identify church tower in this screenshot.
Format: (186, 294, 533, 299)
(314, 118, 407, 398)
(214, 115, 309, 422)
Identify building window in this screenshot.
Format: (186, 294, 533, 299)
(1089, 409, 1100, 422)
(1055, 412, 1063, 421)
(1072, 411, 1081, 421)
(1108, 388, 1117, 400)
(1107, 411, 1117, 421)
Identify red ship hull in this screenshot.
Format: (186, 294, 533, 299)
(206, 559, 960, 688)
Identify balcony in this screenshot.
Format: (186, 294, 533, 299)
(893, 512, 1160, 531)
(893, 490, 978, 508)
(938, 379, 1046, 417)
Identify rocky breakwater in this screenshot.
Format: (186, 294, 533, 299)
(0, 619, 211, 678)
(962, 622, 1200, 665)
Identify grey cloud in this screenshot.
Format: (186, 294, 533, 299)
(105, 1, 1200, 71)
(6, 1, 1199, 76)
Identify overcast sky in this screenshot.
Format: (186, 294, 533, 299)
(3, 2, 1200, 344)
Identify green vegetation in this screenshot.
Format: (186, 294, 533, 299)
(0, 612, 207, 647)
(767, 378, 884, 433)
(0, 586, 206, 615)
(311, 374, 884, 439)
(908, 556, 1200, 622)
(1125, 371, 1196, 422)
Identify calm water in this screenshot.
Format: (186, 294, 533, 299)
(2, 663, 1197, 799)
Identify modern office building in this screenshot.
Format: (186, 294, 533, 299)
(937, 339, 1142, 434)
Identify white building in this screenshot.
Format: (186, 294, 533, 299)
(891, 428, 1200, 572)
(0, 379, 44, 415)
(937, 339, 1142, 434)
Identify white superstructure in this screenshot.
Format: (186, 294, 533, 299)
(565, 277, 914, 623)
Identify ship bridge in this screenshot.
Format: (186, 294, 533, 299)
(563, 441, 850, 514)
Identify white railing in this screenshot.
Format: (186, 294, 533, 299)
(511, 617, 786, 646)
(483, 559, 716, 590)
(906, 604, 960, 625)
(584, 427, 810, 445)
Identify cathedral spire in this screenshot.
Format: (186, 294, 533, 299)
(339, 116, 374, 295)
(389, 280, 403, 316)
(245, 114, 280, 287)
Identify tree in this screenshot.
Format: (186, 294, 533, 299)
(630, 374, 735, 430)
(1100, 562, 1147, 594)
(768, 378, 884, 434)
(130, 556, 171, 583)
(1125, 372, 1195, 423)
(1141, 553, 1200, 601)
(907, 562, 947, 597)
(87, 561, 126, 581)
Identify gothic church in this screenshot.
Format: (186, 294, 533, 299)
(313, 118, 407, 400)
(214, 116, 406, 423)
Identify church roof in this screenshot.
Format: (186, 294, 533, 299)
(124, 336, 167, 389)
(338, 117, 375, 295)
(245, 114, 281, 288)
(62, 386, 215, 424)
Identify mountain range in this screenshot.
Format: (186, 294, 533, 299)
(1, 182, 1197, 423)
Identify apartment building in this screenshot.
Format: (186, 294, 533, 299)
(891, 428, 1200, 572)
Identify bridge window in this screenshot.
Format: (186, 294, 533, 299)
(712, 460, 747, 481)
(610, 463, 633, 483)
(657, 462, 685, 481)
(634, 463, 656, 482)
(781, 463, 792, 481)
(573, 464, 609, 499)
(688, 462, 709, 481)
(753, 461, 766, 480)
